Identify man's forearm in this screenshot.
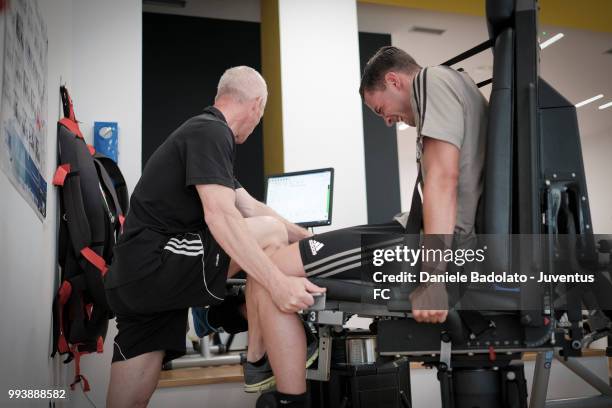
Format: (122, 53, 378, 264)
(421, 178, 457, 272)
(206, 208, 287, 289)
(422, 180, 457, 236)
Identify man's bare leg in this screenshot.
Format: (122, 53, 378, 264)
(228, 216, 289, 363)
(106, 350, 164, 408)
(248, 243, 309, 394)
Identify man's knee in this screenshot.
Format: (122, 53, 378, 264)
(261, 216, 288, 250)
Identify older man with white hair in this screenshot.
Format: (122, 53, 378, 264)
(104, 66, 324, 408)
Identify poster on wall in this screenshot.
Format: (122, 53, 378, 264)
(0, 0, 48, 220)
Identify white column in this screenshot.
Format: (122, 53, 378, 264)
(278, 0, 367, 230)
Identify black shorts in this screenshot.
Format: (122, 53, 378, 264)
(106, 228, 231, 364)
(298, 221, 406, 280)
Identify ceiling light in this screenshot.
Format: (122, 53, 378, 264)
(398, 122, 411, 131)
(598, 101, 612, 110)
(539, 33, 564, 49)
(410, 26, 446, 36)
(575, 94, 604, 108)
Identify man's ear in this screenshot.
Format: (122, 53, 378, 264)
(384, 71, 401, 90)
(252, 96, 265, 119)
(251, 97, 261, 112)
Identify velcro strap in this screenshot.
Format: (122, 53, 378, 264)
(69, 347, 91, 392)
(58, 281, 72, 305)
(52, 164, 71, 186)
(80, 247, 108, 276)
(59, 118, 83, 139)
(87, 144, 95, 156)
(57, 280, 72, 354)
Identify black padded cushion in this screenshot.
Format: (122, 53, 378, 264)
(310, 278, 372, 303)
(486, 0, 514, 40)
(478, 28, 514, 275)
(481, 27, 513, 237)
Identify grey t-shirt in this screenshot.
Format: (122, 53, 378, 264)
(395, 66, 488, 238)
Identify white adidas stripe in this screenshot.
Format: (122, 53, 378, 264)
(306, 253, 361, 276)
(168, 238, 201, 245)
(317, 261, 363, 278)
(164, 246, 204, 256)
(165, 240, 203, 251)
(164, 235, 204, 255)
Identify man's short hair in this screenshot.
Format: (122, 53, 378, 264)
(359, 46, 421, 98)
(216, 66, 268, 109)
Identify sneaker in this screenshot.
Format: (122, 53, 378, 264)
(243, 356, 275, 393)
(243, 322, 319, 393)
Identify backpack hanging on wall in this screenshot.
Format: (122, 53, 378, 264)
(51, 86, 129, 392)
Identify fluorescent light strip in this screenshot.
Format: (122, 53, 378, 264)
(539, 33, 564, 49)
(575, 94, 604, 108)
(598, 101, 612, 110)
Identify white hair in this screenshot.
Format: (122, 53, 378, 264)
(215, 66, 268, 109)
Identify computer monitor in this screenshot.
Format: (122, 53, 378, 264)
(264, 168, 334, 228)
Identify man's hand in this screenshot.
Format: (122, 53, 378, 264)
(409, 283, 448, 323)
(271, 276, 326, 313)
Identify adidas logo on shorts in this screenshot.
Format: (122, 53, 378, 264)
(309, 239, 324, 256)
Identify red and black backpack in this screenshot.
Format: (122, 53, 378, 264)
(51, 86, 129, 392)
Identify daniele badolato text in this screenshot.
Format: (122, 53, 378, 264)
(369, 245, 595, 300)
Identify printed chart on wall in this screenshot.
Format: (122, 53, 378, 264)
(0, 0, 48, 219)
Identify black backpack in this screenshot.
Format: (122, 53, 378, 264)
(51, 86, 129, 392)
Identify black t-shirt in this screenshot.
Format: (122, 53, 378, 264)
(105, 107, 241, 288)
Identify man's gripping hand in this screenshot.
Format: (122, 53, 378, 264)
(409, 283, 449, 324)
(271, 276, 326, 313)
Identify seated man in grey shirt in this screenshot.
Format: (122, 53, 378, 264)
(243, 46, 488, 407)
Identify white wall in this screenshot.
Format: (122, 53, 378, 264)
(278, 0, 368, 230)
(0, 1, 141, 407)
(0, 0, 72, 405)
(71, 0, 142, 200)
(582, 129, 612, 233)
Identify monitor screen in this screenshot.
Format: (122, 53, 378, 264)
(264, 168, 334, 228)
